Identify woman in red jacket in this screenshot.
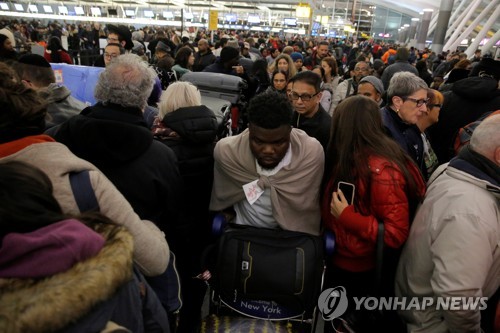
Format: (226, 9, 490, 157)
(44, 36, 73, 64)
(321, 95, 425, 331)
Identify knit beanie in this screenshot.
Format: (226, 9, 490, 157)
(290, 52, 304, 62)
(220, 46, 240, 64)
(18, 54, 51, 68)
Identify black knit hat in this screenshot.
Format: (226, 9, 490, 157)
(470, 58, 500, 81)
(18, 54, 51, 68)
(220, 46, 240, 64)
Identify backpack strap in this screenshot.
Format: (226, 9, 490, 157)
(345, 78, 352, 98)
(69, 170, 99, 212)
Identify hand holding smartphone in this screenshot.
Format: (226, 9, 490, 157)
(337, 181, 355, 205)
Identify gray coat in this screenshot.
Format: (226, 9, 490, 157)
(43, 83, 87, 129)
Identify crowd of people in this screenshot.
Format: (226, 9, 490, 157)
(0, 17, 499, 333)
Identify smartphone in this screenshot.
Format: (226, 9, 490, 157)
(337, 181, 355, 205)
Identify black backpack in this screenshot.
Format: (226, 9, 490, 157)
(69, 171, 182, 315)
(214, 225, 324, 318)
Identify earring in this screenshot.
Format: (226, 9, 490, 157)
(396, 109, 400, 113)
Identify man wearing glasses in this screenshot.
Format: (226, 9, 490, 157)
(331, 61, 371, 109)
(94, 24, 134, 67)
(382, 72, 430, 175)
(289, 71, 332, 151)
(103, 43, 125, 67)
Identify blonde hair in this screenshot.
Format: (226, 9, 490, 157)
(268, 53, 297, 78)
(158, 81, 201, 118)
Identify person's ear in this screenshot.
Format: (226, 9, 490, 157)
(494, 146, 500, 166)
(21, 79, 34, 89)
(392, 96, 404, 110)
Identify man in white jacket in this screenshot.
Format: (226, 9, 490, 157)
(395, 115, 500, 333)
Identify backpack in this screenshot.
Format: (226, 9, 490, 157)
(68, 170, 183, 315)
(154, 66, 178, 90)
(453, 110, 500, 154)
(213, 225, 324, 319)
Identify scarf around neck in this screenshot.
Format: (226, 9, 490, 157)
(209, 128, 324, 235)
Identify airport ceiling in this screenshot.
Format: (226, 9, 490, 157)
(8, 0, 441, 18)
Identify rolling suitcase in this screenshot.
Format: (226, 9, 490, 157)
(181, 72, 247, 104)
(201, 96, 231, 127)
(200, 96, 232, 138)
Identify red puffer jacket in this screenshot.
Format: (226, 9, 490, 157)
(322, 155, 425, 273)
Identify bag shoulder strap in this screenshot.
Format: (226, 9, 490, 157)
(454, 110, 500, 154)
(345, 78, 352, 98)
(374, 220, 384, 296)
(69, 170, 99, 212)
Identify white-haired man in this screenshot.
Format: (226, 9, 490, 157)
(395, 115, 500, 333)
(52, 52, 182, 235)
(50, 54, 184, 321)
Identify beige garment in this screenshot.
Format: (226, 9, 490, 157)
(210, 128, 324, 235)
(101, 322, 132, 333)
(0, 142, 169, 276)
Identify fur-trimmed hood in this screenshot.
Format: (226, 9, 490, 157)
(0, 223, 134, 333)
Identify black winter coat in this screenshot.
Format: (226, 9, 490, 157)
(52, 102, 184, 236)
(292, 104, 332, 151)
(155, 106, 217, 247)
(192, 50, 216, 72)
(427, 77, 500, 164)
(155, 105, 217, 286)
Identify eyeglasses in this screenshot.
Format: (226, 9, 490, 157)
(404, 97, 430, 107)
(289, 91, 319, 101)
(104, 53, 119, 59)
(354, 67, 370, 72)
(429, 103, 442, 109)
